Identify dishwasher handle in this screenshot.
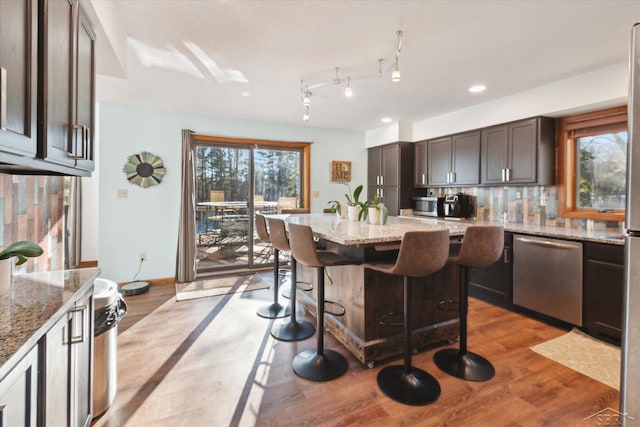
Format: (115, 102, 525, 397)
(515, 236, 579, 250)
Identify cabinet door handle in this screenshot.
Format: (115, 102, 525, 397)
(70, 124, 83, 159)
(69, 304, 88, 344)
(0, 67, 6, 131)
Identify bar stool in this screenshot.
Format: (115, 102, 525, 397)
(255, 213, 290, 319)
(267, 217, 316, 341)
(280, 208, 313, 299)
(365, 230, 450, 406)
(287, 222, 361, 382)
(434, 225, 504, 381)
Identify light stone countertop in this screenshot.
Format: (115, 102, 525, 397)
(281, 213, 625, 246)
(0, 268, 99, 380)
(283, 214, 469, 245)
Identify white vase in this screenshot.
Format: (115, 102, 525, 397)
(368, 207, 382, 225)
(0, 257, 15, 295)
(347, 205, 361, 222)
(336, 204, 348, 219)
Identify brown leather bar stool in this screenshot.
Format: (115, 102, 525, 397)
(280, 208, 313, 299)
(434, 225, 504, 381)
(287, 222, 361, 382)
(267, 217, 316, 341)
(255, 213, 290, 319)
(365, 229, 450, 406)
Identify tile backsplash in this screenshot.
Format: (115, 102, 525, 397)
(0, 174, 65, 273)
(429, 185, 623, 233)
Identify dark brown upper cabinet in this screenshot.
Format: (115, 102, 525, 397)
(427, 130, 480, 186)
(414, 140, 428, 187)
(367, 142, 414, 216)
(0, 0, 38, 159)
(0, 0, 95, 176)
(38, 0, 95, 174)
(480, 117, 555, 185)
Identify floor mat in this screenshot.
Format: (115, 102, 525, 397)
(175, 274, 269, 301)
(530, 328, 620, 390)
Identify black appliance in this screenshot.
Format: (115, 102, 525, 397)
(442, 193, 473, 219)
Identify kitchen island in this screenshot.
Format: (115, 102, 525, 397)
(0, 268, 99, 426)
(283, 214, 470, 367)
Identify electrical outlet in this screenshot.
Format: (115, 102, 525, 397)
(139, 252, 146, 262)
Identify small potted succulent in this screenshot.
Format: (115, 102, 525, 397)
(0, 240, 44, 292)
(327, 200, 348, 219)
(366, 194, 388, 225)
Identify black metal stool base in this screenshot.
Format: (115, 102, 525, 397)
(271, 319, 315, 342)
(256, 303, 290, 319)
(292, 349, 348, 382)
(433, 348, 495, 381)
(377, 365, 441, 406)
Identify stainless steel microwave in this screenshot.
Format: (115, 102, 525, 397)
(413, 196, 439, 217)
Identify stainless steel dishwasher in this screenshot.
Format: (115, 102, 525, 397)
(513, 234, 583, 326)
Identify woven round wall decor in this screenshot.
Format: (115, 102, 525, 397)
(122, 151, 166, 188)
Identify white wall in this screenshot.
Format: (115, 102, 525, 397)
(97, 103, 365, 282)
(411, 62, 628, 141)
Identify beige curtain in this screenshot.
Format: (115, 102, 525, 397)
(67, 176, 82, 268)
(176, 129, 197, 283)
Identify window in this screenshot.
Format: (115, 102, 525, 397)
(191, 134, 311, 273)
(558, 106, 628, 221)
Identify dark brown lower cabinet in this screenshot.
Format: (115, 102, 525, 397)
(42, 288, 94, 427)
(0, 344, 39, 427)
(468, 232, 513, 308)
(583, 242, 624, 342)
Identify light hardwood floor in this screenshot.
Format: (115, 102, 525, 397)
(92, 274, 619, 427)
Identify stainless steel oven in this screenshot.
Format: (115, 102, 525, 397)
(413, 196, 439, 217)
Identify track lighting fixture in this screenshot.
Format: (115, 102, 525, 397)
(299, 30, 404, 122)
(391, 30, 402, 82)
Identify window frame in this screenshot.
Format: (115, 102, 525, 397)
(557, 105, 628, 222)
(192, 134, 311, 209)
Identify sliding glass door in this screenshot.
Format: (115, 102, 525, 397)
(194, 137, 308, 274)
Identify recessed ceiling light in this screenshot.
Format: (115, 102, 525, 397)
(381, 117, 393, 123)
(241, 91, 250, 97)
(469, 84, 486, 93)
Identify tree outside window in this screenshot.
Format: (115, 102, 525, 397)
(558, 106, 628, 221)
(576, 130, 627, 210)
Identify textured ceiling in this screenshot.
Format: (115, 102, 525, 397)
(91, 0, 640, 131)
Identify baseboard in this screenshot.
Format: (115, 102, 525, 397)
(75, 260, 98, 268)
(120, 276, 175, 286)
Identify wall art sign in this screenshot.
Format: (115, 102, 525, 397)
(331, 160, 351, 182)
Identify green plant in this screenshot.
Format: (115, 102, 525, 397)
(344, 184, 363, 206)
(327, 200, 342, 215)
(0, 240, 44, 266)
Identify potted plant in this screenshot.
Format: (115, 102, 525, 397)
(327, 200, 348, 219)
(344, 184, 365, 222)
(0, 240, 44, 292)
(366, 194, 388, 225)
